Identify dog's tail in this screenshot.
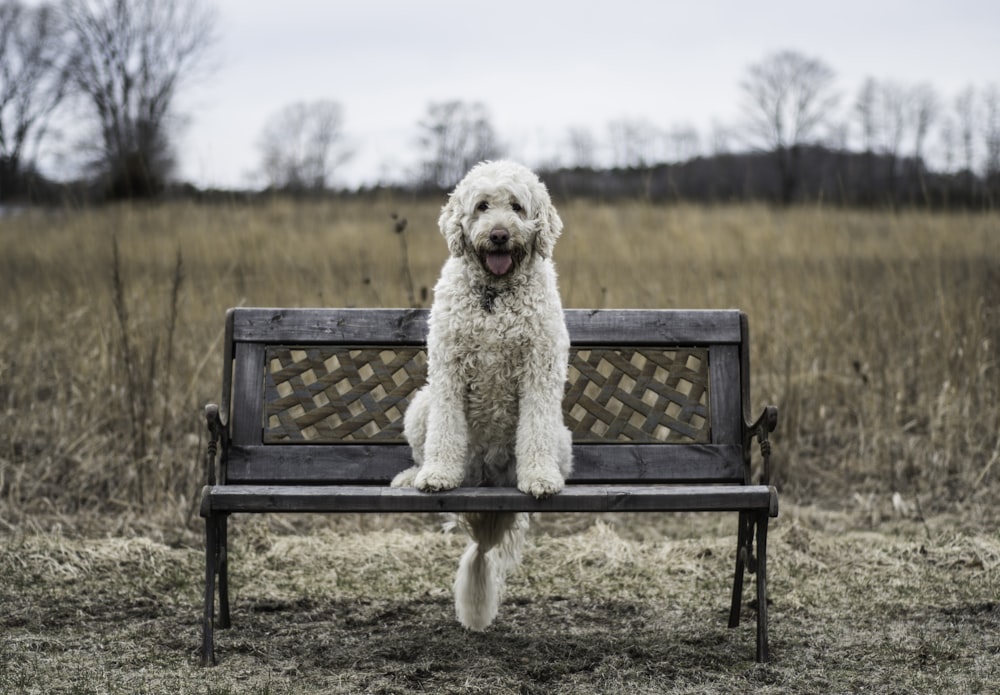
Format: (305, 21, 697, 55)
(453, 511, 529, 631)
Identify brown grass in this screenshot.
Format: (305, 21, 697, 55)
(1, 199, 997, 529)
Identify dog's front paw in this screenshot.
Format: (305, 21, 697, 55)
(390, 466, 420, 488)
(518, 471, 565, 499)
(414, 465, 464, 492)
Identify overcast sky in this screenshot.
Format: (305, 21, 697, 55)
(175, 0, 1000, 189)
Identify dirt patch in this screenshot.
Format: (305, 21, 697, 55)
(2, 510, 998, 693)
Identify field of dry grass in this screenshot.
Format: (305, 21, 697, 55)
(2, 511, 998, 693)
(1, 198, 997, 527)
(1, 198, 998, 691)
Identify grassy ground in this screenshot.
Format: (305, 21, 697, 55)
(1, 198, 999, 692)
(2, 509, 998, 694)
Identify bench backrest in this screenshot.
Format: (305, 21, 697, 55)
(219, 308, 753, 486)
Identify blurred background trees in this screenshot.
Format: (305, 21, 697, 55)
(0, 0, 216, 201)
(256, 100, 353, 193)
(62, 0, 217, 199)
(0, 4, 997, 207)
(740, 50, 839, 204)
(416, 100, 503, 190)
(0, 1, 69, 199)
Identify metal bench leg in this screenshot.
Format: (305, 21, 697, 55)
(729, 511, 751, 628)
(217, 514, 231, 629)
(201, 514, 218, 666)
(755, 511, 770, 663)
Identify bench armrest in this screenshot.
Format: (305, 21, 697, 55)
(746, 405, 778, 485)
(204, 403, 227, 485)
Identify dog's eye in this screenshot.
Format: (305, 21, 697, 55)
(511, 202, 523, 213)
(476, 201, 489, 212)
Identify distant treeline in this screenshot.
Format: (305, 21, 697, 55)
(7, 144, 997, 210)
(538, 146, 998, 209)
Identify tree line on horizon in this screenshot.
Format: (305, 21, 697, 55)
(1, 1, 998, 207)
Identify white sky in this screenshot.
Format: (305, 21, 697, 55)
(174, 0, 1000, 189)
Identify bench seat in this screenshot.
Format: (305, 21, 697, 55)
(202, 483, 778, 515)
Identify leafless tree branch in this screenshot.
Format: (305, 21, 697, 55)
(62, 0, 217, 198)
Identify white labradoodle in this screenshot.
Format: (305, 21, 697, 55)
(391, 160, 573, 631)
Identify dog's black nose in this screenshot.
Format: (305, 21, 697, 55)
(490, 228, 509, 245)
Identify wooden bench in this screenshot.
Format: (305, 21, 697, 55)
(199, 307, 778, 665)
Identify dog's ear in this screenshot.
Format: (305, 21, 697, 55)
(532, 184, 563, 258)
(438, 194, 468, 257)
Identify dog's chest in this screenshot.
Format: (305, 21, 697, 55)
(461, 352, 522, 437)
(450, 312, 533, 413)
(454, 321, 529, 384)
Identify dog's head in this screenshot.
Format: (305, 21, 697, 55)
(438, 160, 563, 280)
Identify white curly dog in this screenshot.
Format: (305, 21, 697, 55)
(391, 160, 573, 631)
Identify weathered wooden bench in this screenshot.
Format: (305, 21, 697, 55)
(199, 307, 778, 665)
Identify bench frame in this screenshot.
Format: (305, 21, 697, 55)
(199, 307, 778, 665)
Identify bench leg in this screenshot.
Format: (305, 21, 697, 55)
(755, 511, 770, 663)
(729, 511, 771, 662)
(201, 514, 218, 666)
(217, 514, 231, 629)
(728, 512, 752, 628)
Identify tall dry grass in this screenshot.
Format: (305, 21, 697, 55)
(0, 198, 997, 530)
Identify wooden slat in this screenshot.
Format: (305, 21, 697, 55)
(564, 309, 743, 345)
(203, 483, 778, 515)
(571, 444, 743, 482)
(230, 343, 265, 446)
(709, 344, 743, 447)
(224, 443, 745, 484)
(229, 308, 744, 345)
(226, 444, 413, 483)
(232, 308, 429, 345)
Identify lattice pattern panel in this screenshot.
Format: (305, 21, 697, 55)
(264, 347, 427, 443)
(564, 348, 710, 443)
(263, 346, 710, 444)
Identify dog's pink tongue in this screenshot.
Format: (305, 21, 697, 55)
(486, 252, 513, 276)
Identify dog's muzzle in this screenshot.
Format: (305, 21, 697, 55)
(482, 227, 518, 276)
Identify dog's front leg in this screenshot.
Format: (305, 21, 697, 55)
(414, 374, 468, 492)
(515, 355, 571, 499)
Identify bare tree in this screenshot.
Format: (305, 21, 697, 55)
(874, 80, 908, 201)
(741, 50, 839, 203)
(709, 121, 734, 156)
(983, 83, 1000, 201)
(854, 77, 879, 196)
(607, 117, 661, 168)
(954, 85, 977, 198)
(908, 82, 939, 201)
(909, 83, 939, 167)
(564, 126, 597, 169)
(855, 78, 939, 203)
(0, 1, 69, 199)
(256, 100, 352, 192)
(938, 116, 957, 174)
(666, 124, 700, 163)
(62, 0, 217, 198)
(416, 101, 503, 189)
(855, 78, 879, 154)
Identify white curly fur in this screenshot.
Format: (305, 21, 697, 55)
(390, 160, 573, 630)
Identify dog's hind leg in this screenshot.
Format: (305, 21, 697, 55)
(392, 387, 430, 488)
